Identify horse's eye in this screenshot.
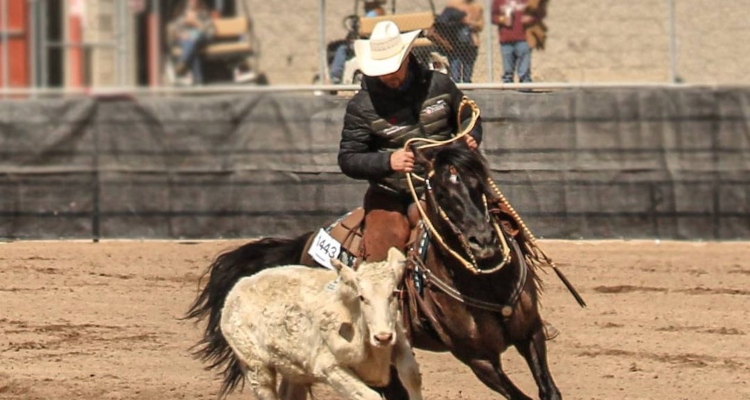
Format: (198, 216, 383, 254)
(358, 294, 367, 303)
(449, 174, 459, 184)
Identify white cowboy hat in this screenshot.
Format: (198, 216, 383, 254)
(354, 20, 421, 77)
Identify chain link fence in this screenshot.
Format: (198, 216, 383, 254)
(249, 0, 750, 86)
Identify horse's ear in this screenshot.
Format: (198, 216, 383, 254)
(410, 144, 434, 169)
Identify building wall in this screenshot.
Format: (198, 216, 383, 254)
(64, 0, 138, 87)
(238, 0, 750, 85)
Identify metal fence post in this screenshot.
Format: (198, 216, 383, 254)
(318, 0, 326, 85)
(39, 0, 47, 87)
(668, 0, 676, 83)
(122, 0, 131, 87)
(485, 0, 493, 83)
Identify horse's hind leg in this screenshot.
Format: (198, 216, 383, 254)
(515, 329, 562, 400)
(467, 358, 532, 400)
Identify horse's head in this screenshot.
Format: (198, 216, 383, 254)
(416, 143, 500, 263)
(331, 247, 406, 348)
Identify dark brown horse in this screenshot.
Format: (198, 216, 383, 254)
(186, 142, 581, 400)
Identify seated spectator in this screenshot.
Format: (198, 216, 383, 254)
(168, 0, 215, 85)
(329, 0, 387, 84)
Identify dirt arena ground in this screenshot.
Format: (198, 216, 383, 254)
(1, 240, 748, 400)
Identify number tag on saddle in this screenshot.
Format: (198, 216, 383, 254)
(308, 229, 342, 270)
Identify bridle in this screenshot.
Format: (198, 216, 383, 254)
(404, 97, 511, 275)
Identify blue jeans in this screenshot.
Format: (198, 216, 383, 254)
(179, 30, 207, 84)
(449, 46, 478, 83)
(500, 41, 532, 83)
(329, 43, 349, 83)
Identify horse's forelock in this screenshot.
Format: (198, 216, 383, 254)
(432, 145, 490, 183)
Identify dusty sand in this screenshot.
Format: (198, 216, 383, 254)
(1, 240, 748, 399)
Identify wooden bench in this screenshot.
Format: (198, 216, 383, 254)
(171, 17, 253, 59)
(358, 11, 435, 48)
(202, 17, 253, 59)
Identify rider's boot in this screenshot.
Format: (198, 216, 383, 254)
(361, 187, 411, 262)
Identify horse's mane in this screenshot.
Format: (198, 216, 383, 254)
(431, 143, 491, 181)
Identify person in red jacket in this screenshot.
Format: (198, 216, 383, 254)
(491, 0, 541, 83)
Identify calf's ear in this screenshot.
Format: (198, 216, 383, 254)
(332, 258, 357, 287)
(386, 247, 407, 282)
(331, 258, 346, 272)
(386, 247, 405, 263)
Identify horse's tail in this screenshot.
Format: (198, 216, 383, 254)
(185, 232, 313, 398)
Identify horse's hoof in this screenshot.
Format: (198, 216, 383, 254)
(543, 321, 560, 341)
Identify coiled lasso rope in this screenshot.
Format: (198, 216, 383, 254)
(403, 97, 511, 275)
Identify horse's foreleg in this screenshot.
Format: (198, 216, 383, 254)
(466, 358, 532, 400)
(392, 338, 423, 400)
(279, 377, 309, 400)
(515, 328, 562, 400)
(377, 366, 410, 400)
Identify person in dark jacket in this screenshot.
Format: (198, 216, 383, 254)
(338, 20, 483, 262)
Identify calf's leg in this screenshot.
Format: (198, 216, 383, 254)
(392, 338, 422, 400)
(246, 361, 279, 400)
(326, 366, 384, 400)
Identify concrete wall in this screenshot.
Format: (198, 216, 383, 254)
(239, 0, 750, 85)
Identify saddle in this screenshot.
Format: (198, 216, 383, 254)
(300, 201, 427, 268)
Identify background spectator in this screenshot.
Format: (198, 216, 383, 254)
(439, 0, 484, 83)
(491, 0, 543, 84)
(168, 0, 215, 85)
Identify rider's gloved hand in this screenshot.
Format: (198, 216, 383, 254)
(464, 135, 478, 150)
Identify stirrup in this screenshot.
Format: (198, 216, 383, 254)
(542, 321, 560, 341)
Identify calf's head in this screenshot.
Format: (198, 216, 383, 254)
(331, 247, 407, 348)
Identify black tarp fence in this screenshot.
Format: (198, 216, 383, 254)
(1, 88, 749, 240)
